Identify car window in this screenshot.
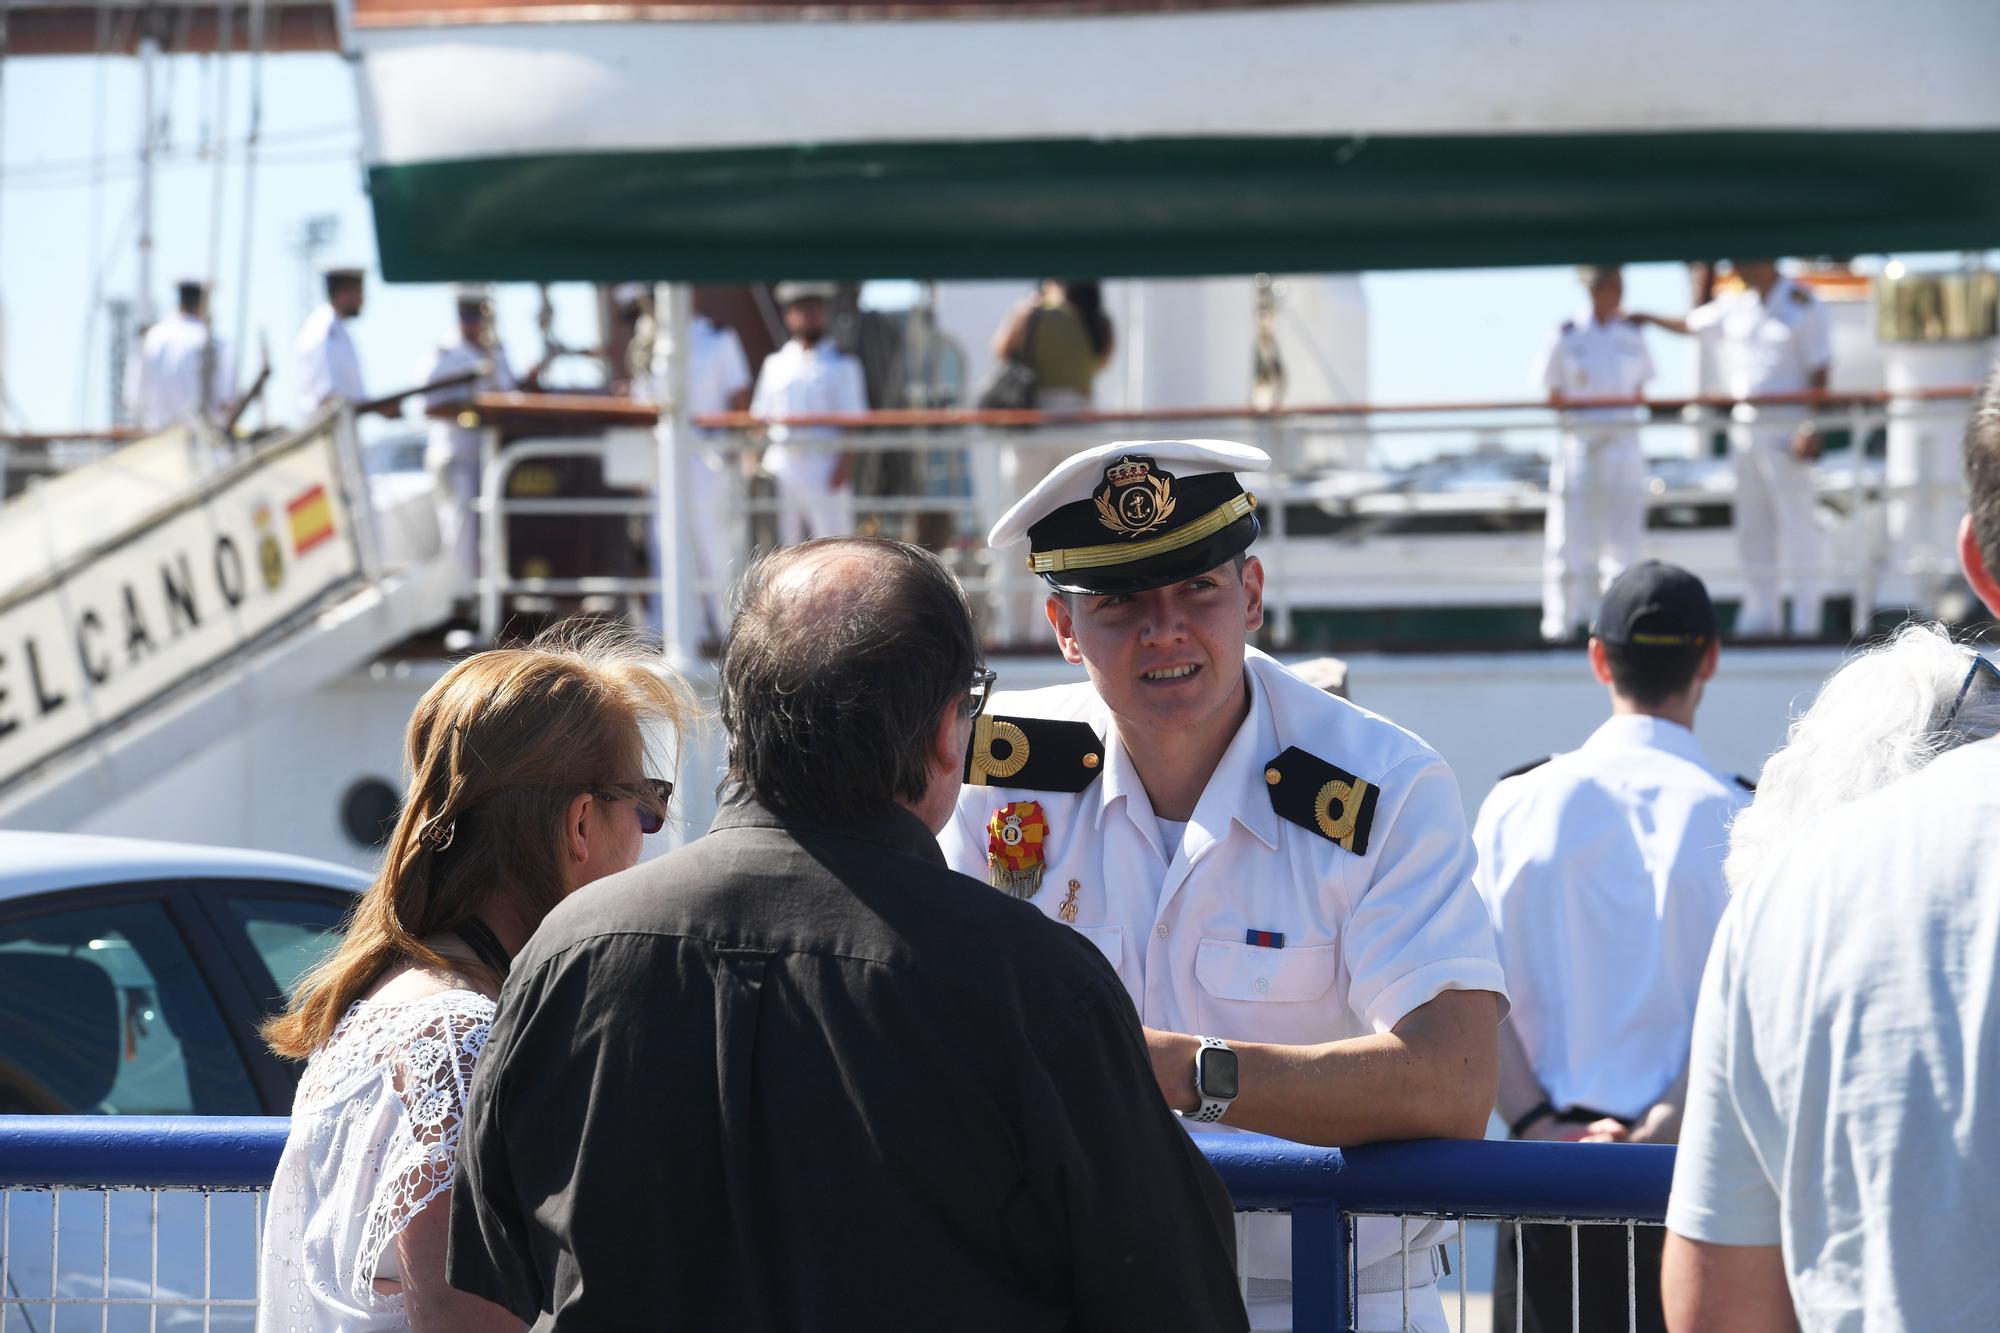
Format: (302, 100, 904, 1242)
(0, 899, 260, 1116)
(220, 893, 350, 1002)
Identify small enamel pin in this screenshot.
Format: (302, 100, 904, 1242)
(986, 801, 1049, 898)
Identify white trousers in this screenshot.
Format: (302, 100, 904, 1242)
(424, 426, 481, 592)
(1729, 422, 1823, 638)
(768, 444, 852, 545)
(1543, 428, 1647, 641)
(670, 441, 739, 639)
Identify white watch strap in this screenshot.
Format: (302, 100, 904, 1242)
(1189, 1035, 1233, 1124)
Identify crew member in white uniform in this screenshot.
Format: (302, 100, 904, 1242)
(293, 267, 375, 421)
(130, 280, 233, 433)
(416, 287, 532, 588)
(1473, 561, 1746, 1333)
(652, 293, 753, 636)
(750, 281, 867, 544)
(939, 439, 1507, 1333)
(1532, 265, 1655, 642)
(1643, 260, 1832, 638)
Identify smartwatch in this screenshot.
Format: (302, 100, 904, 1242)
(1187, 1036, 1238, 1124)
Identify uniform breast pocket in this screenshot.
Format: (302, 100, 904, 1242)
(1069, 924, 1124, 977)
(1193, 938, 1341, 1046)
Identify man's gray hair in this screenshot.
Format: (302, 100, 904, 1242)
(1726, 622, 2000, 894)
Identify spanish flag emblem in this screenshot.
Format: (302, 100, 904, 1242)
(287, 484, 335, 556)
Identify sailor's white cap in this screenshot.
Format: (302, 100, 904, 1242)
(774, 280, 838, 306)
(989, 438, 1270, 595)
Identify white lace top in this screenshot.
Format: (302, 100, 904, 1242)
(257, 988, 495, 1333)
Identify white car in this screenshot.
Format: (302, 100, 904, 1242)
(0, 831, 367, 1331)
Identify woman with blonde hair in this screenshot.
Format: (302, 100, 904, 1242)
(256, 626, 690, 1332)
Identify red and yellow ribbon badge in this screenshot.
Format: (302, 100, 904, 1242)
(986, 800, 1048, 899)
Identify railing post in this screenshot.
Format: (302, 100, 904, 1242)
(1292, 1198, 1348, 1333)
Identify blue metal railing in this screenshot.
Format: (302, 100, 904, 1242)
(0, 1116, 1674, 1331)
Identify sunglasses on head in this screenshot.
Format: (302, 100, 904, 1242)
(592, 778, 674, 835)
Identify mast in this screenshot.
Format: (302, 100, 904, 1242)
(136, 33, 158, 329)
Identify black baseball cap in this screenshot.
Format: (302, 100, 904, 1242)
(1592, 561, 1716, 648)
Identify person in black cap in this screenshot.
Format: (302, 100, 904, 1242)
(1471, 559, 1747, 1333)
(940, 439, 1506, 1333)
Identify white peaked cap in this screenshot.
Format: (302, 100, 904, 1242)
(987, 438, 1271, 550)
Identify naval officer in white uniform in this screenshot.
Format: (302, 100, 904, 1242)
(294, 266, 390, 422)
(939, 439, 1507, 1333)
(130, 280, 233, 433)
(1533, 265, 1655, 642)
(1643, 260, 1833, 638)
(1473, 561, 1745, 1332)
(416, 286, 534, 586)
(749, 281, 868, 544)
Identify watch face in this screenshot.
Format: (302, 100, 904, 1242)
(1197, 1045, 1239, 1100)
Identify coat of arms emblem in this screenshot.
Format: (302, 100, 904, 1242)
(1094, 456, 1177, 538)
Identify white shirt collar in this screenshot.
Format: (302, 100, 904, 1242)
(1091, 654, 1283, 853)
(1582, 712, 1710, 769)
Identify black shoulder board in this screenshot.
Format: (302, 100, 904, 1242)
(964, 714, 1104, 792)
(1789, 285, 1812, 305)
(1734, 773, 1757, 792)
(1500, 755, 1553, 780)
(1559, 319, 1576, 333)
(1263, 746, 1380, 856)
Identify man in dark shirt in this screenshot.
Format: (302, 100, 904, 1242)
(447, 536, 1246, 1331)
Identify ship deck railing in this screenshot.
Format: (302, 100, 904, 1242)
(444, 385, 1982, 650)
(6, 384, 1984, 652)
(0, 1114, 1674, 1332)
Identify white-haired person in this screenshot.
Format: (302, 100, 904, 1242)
(1664, 364, 2000, 1331)
(1721, 620, 2000, 896)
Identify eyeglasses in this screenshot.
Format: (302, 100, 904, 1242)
(967, 668, 998, 719)
(1944, 652, 2000, 735)
(592, 778, 674, 835)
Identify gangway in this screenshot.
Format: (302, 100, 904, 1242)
(0, 408, 463, 830)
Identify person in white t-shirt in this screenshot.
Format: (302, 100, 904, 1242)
(130, 281, 233, 433)
(1664, 369, 2000, 1331)
(1475, 561, 1744, 1333)
(750, 282, 868, 545)
(1532, 266, 1656, 642)
(1640, 261, 1833, 638)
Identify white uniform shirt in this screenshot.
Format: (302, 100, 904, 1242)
(1668, 737, 2000, 1331)
(656, 316, 752, 418)
(1531, 312, 1653, 426)
(1685, 277, 1831, 415)
(750, 339, 867, 486)
(1473, 714, 1745, 1121)
(417, 338, 516, 412)
(130, 311, 231, 432)
(941, 649, 1507, 1293)
(294, 303, 367, 420)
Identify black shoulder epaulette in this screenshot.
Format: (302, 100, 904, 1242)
(964, 714, 1104, 792)
(1262, 746, 1380, 856)
(1500, 755, 1554, 780)
(1559, 319, 1576, 333)
(1789, 285, 1812, 305)
(1734, 773, 1757, 792)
